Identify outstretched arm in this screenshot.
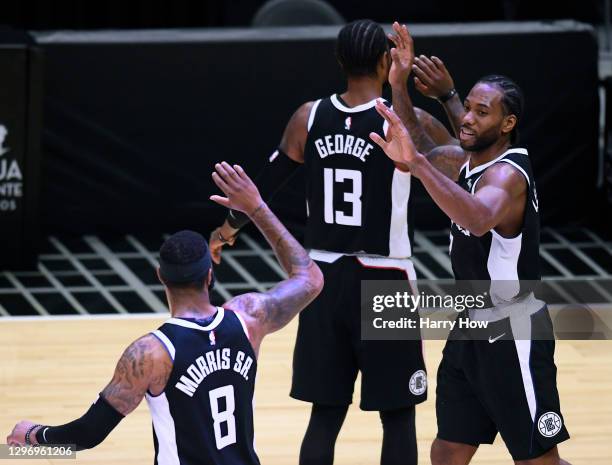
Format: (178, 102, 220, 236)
(209, 102, 313, 264)
(412, 55, 464, 138)
(370, 102, 523, 236)
(210, 162, 323, 353)
(387, 22, 437, 154)
(6, 335, 171, 450)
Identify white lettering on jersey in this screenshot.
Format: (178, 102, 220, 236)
(314, 134, 373, 162)
(233, 351, 255, 381)
(175, 348, 251, 397)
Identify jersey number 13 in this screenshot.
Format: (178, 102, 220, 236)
(323, 168, 362, 226)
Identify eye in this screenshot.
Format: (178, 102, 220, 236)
(478, 111, 487, 116)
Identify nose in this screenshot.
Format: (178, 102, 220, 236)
(462, 111, 475, 127)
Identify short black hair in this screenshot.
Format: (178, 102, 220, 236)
(477, 74, 524, 144)
(159, 230, 209, 291)
(336, 19, 389, 78)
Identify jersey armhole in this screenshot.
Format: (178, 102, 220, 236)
(496, 158, 531, 186)
(307, 99, 322, 132)
(231, 310, 251, 341)
(151, 330, 175, 361)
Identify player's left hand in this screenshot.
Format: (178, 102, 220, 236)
(6, 420, 40, 446)
(388, 22, 414, 88)
(370, 100, 421, 167)
(413, 55, 455, 100)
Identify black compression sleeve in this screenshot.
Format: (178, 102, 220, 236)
(35, 394, 124, 451)
(226, 149, 302, 229)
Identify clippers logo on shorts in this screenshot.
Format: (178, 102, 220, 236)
(538, 412, 562, 437)
(409, 370, 427, 395)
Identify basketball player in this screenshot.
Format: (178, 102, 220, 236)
(209, 20, 435, 465)
(6, 162, 324, 465)
(369, 64, 572, 464)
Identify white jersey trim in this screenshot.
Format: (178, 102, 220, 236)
(309, 249, 343, 263)
(514, 339, 537, 421)
(356, 256, 418, 282)
(152, 329, 176, 361)
(330, 94, 383, 113)
(307, 99, 322, 132)
(389, 168, 412, 258)
(146, 392, 180, 465)
(497, 158, 530, 185)
(383, 105, 393, 136)
(487, 229, 522, 304)
(165, 308, 225, 332)
(464, 148, 528, 178)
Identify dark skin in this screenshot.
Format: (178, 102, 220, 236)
(209, 22, 457, 262)
(373, 83, 527, 238)
(369, 92, 570, 465)
(412, 54, 465, 138)
(7, 162, 323, 447)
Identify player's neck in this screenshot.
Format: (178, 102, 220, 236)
(341, 77, 383, 107)
(468, 139, 512, 170)
(168, 290, 217, 318)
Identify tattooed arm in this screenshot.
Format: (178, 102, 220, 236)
(6, 335, 172, 449)
(101, 334, 173, 414)
(387, 22, 437, 154)
(210, 162, 323, 354)
(414, 107, 458, 146)
(425, 145, 468, 181)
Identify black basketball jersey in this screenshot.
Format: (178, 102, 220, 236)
(450, 148, 541, 283)
(146, 308, 260, 465)
(303, 94, 414, 258)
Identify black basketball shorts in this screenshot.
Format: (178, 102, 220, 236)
(290, 253, 427, 411)
(436, 305, 570, 461)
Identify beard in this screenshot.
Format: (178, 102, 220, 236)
(459, 128, 500, 152)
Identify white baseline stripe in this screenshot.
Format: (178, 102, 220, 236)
(0, 313, 167, 322)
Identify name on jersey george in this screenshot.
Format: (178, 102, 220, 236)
(314, 134, 374, 162)
(175, 348, 254, 397)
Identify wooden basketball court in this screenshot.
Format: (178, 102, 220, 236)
(1, 315, 611, 464)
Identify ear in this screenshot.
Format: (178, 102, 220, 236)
(501, 114, 517, 137)
(206, 269, 213, 287)
(156, 267, 164, 285)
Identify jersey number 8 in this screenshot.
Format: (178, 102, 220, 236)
(323, 168, 362, 226)
(209, 385, 237, 450)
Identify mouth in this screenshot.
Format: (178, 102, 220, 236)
(460, 127, 476, 141)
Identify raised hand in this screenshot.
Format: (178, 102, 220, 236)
(210, 162, 264, 216)
(413, 55, 455, 100)
(387, 22, 414, 88)
(369, 100, 420, 167)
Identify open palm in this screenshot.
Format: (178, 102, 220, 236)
(369, 101, 418, 166)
